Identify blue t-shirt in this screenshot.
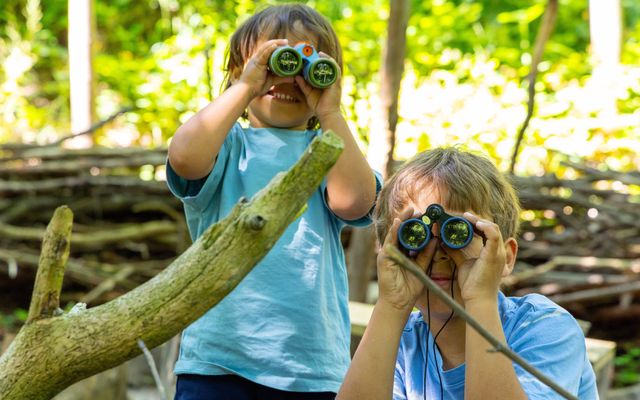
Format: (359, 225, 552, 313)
(393, 292, 599, 399)
(166, 123, 381, 393)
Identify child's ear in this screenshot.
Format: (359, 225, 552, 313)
(501, 237, 518, 277)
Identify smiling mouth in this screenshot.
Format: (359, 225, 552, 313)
(266, 90, 300, 103)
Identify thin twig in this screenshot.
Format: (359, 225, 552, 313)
(137, 339, 167, 400)
(385, 245, 578, 400)
(48, 107, 134, 147)
(509, 0, 558, 174)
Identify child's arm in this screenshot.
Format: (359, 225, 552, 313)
(337, 209, 435, 400)
(294, 60, 376, 221)
(168, 39, 292, 180)
(446, 213, 528, 400)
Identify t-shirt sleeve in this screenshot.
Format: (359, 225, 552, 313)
(320, 169, 383, 228)
(506, 299, 592, 399)
(165, 123, 241, 212)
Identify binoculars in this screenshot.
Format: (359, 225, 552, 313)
(268, 43, 338, 89)
(398, 204, 474, 252)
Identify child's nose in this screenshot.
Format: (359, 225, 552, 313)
(433, 248, 450, 262)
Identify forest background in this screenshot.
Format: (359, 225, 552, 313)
(1, 0, 640, 395)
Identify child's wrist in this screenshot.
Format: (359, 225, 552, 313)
(316, 109, 343, 123)
(234, 80, 259, 101)
(463, 295, 498, 312)
(377, 296, 416, 315)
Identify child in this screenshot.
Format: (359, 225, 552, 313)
(166, 4, 380, 399)
(336, 147, 598, 400)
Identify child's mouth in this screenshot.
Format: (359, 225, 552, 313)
(266, 90, 300, 103)
(429, 274, 453, 288)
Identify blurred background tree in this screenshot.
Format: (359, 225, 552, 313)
(1, 0, 638, 175)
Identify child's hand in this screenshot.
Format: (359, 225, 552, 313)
(237, 39, 294, 98)
(443, 212, 506, 304)
(377, 208, 437, 311)
(294, 52, 342, 120)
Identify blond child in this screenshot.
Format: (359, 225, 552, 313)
(337, 147, 597, 400)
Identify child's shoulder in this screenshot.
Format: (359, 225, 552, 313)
(499, 292, 584, 339)
(500, 291, 563, 313)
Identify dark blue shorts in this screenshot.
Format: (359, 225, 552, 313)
(175, 374, 337, 400)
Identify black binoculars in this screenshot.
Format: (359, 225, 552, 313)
(397, 204, 474, 252)
(268, 43, 338, 89)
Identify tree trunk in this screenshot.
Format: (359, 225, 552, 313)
(0, 132, 344, 400)
(346, 0, 410, 302)
(68, 0, 95, 148)
(589, 0, 622, 118)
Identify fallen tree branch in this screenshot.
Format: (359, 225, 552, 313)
(549, 280, 640, 305)
(26, 206, 73, 323)
(0, 130, 344, 400)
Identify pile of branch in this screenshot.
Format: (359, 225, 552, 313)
(1, 138, 639, 332)
(508, 163, 640, 336)
(0, 142, 188, 305)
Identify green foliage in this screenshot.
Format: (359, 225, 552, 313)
(614, 345, 640, 388)
(0, 0, 639, 174)
(0, 308, 27, 332)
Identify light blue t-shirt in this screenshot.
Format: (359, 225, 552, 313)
(166, 123, 381, 393)
(394, 292, 599, 399)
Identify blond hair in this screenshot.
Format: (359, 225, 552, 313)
(373, 147, 520, 244)
(222, 4, 342, 130)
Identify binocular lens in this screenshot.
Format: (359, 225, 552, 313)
(442, 218, 472, 248)
(270, 48, 302, 76)
(309, 61, 337, 88)
(278, 52, 300, 73)
(399, 220, 429, 250)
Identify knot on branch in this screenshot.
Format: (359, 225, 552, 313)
(67, 302, 87, 315)
(247, 215, 266, 230)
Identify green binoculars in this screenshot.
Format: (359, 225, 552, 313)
(268, 43, 338, 89)
(398, 204, 475, 253)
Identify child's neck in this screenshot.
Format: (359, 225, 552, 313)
(428, 315, 466, 370)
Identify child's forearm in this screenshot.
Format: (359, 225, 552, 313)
(168, 82, 254, 180)
(337, 301, 410, 400)
(319, 112, 376, 221)
(464, 298, 528, 400)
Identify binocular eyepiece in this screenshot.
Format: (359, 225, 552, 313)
(397, 204, 474, 253)
(268, 43, 338, 89)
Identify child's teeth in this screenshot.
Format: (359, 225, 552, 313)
(273, 92, 295, 101)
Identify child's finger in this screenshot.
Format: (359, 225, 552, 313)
(318, 51, 342, 79)
(294, 75, 312, 96)
(468, 214, 502, 257)
(254, 39, 288, 65)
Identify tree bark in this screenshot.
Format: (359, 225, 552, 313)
(0, 131, 344, 399)
(26, 206, 73, 323)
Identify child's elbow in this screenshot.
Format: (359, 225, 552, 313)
(329, 192, 376, 221)
(168, 145, 210, 180)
